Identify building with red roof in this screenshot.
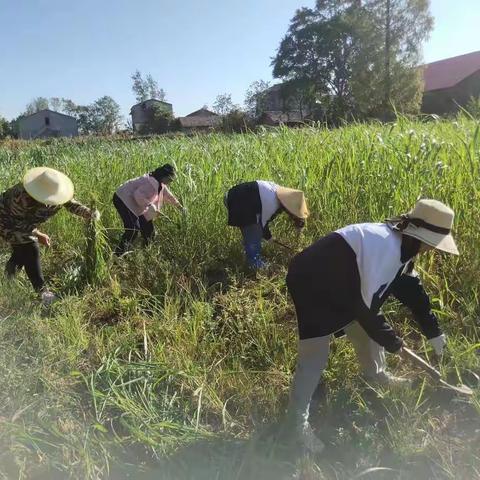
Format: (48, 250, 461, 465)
(422, 51, 480, 115)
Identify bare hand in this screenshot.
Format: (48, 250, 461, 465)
(37, 232, 51, 247)
(91, 209, 101, 221)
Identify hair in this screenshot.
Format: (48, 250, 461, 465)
(400, 234, 422, 260)
(150, 164, 175, 183)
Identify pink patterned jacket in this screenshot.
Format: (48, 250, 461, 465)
(115, 174, 180, 217)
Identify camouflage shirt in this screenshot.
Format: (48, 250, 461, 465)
(0, 183, 92, 245)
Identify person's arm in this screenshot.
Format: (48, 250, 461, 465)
(262, 207, 284, 241)
(162, 185, 183, 209)
(353, 299, 404, 353)
(32, 228, 50, 246)
(64, 199, 94, 220)
(390, 272, 445, 354)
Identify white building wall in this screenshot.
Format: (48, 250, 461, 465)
(19, 110, 78, 139)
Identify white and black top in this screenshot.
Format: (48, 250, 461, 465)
(226, 181, 282, 239)
(336, 223, 411, 311)
(287, 223, 442, 352)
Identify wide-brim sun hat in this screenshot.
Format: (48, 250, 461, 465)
(391, 199, 458, 255)
(276, 186, 309, 220)
(23, 167, 74, 206)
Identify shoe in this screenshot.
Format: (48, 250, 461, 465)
(364, 371, 410, 386)
(277, 414, 325, 455)
(41, 290, 58, 306)
(297, 422, 325, 454)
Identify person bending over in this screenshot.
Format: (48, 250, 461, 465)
(285, 199, 458, 453)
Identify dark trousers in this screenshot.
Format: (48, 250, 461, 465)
(113, 193, 154, 255)
(5, 242, 45, 291)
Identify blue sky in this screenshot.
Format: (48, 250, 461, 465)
(1, 0, 479, 122)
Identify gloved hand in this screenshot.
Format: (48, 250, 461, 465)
(428, 334, 446, 356)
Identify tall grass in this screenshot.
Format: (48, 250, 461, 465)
(0, 118, 479, 479)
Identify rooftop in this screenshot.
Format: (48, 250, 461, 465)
(423, 51, 480, 92)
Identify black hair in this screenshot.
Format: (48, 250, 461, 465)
(400, 235, 422, 262)
(150, 164, 175, 184)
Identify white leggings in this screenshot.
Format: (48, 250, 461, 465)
(288, 321, 386, 423)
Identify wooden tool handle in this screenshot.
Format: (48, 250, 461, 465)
(402, 347, 442, 380)
(272, 239, 294, 251)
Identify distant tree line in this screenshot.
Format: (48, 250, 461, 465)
(1, 95, 123, 138)
(3, 1, 475, 141)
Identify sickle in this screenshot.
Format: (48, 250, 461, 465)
(403, 347, 474, 397)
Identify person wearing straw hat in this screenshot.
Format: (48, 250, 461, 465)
(225, 180, 309, 268)
(0, 167, 99, 305)
(112, 163, 184, 256)
(284, 199, 458, 453)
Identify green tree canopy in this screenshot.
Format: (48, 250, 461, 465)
(0, 116, 13, 139)
(131, 70, 166, 103)
(244, 80, 271, 117)
(272, 0, 433, 122)
(213, 93, 238, 116)
(24, 97, 50, 115)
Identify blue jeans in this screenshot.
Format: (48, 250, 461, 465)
(240, 223, 265, 268)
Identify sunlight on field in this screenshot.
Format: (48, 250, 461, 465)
(0, 118, 479, 479)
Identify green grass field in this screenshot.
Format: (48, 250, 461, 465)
(0, 118, 479, 479)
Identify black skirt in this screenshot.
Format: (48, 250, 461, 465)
(286, 233, 360, 340)
(226, 181, 262, 227)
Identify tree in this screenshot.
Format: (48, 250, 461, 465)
(0, 116, 13, 139)
(24, 97, 50, 115)
(352, 0, 433, 118)
(61, 97, 122, 135)
(131, 70, 166, 103)
(272, 0, 433, 121)
(212, 93, 238, 116)
(91, 96, 122, 135)
(244, 80, 271, 117)
(272, 2, 362, 122)
(60, 98, 79, 116)
(138, 103, 175, 135)
(221, 109, 255, 133)
(49, 97, 63, 112)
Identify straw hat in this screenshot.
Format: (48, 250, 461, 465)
(394, 199, 458, 255)
(23, 167, 74, 206)
(276, 186, 309, 220)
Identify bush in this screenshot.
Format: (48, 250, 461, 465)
(220, 109, 255, 133)
(465, 96, 480, 119)
(138, 104, 176, 135)
(0, 116, 13, 139)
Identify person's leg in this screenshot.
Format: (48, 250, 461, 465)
(285, 335, 330, 453)
(240, 223, 264, 268)
(288, 336, 331, 424)
(15, 243, 46, 292)
(344, 321, 386, 378)
(5, 245, 24, 278)
(113, 194, 140, 255)
(345, 322, 408, 385)
(139, 215, 155, 246)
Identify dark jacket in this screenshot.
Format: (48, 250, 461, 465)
(287, 233, 441, 353)
(226, 181, 281, 240)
